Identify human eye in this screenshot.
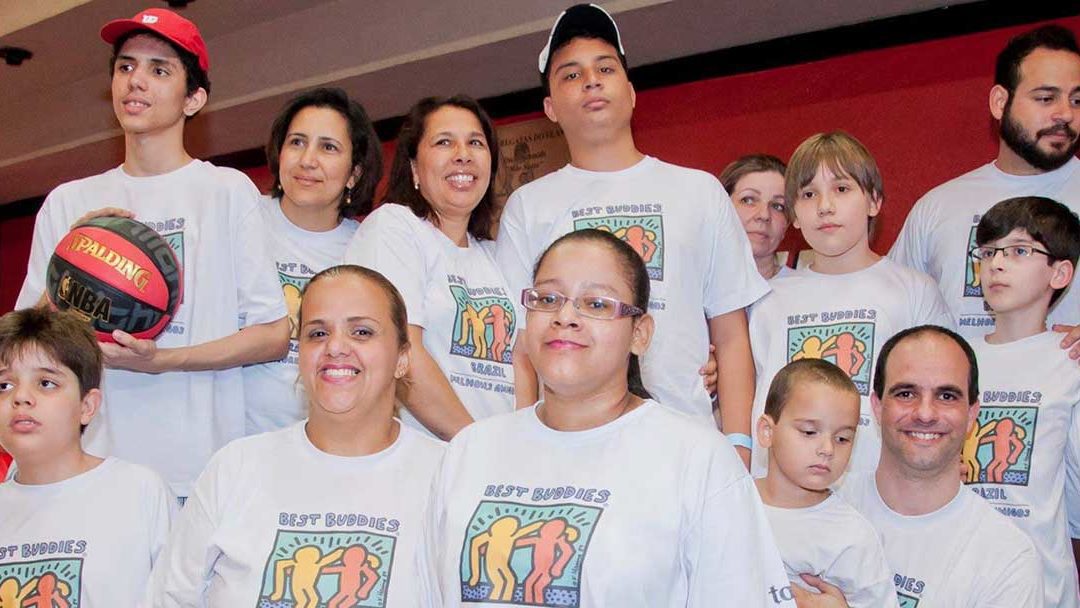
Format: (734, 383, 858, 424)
(1010, 245, 1032, 257)
(434, 137, 452, 146)
(770, 201, 787, 213)
(739, 194, 758, 205)
(564, 71, 580, 81)
(1070, 95, 1080, 107)
(321, 141, 340, 152)
(938, 390, 960, 402)
(287, 136, 305, 148)
(306, 328, 328, 340)
(352, 326, 374, 338)
(835, 434, 852, 444)
(799, 189, 815, 200)
(581, 296, 615, 313)
(154, 66, 170, 77)
(115, 61, 133, 73)
(533, 292, 562, 309)
(469, 137, 487, 148)
(0, 381, 11, 392)
(892, 389, 915, 400)
(39, 378, 58, 389)
(836, 183, 852, 193)
(800, 428, 818, 437)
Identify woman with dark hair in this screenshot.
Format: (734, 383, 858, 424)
(719, 154, 793, 279)
(149, 265, 445, 607)
(419, 229, 790, 606)
(244, 87, 383, 434)
(344, 95, 516, 440)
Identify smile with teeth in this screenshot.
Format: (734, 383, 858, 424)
(905, 431, 943, 440)
(322, 368, 359, 378)
(446, 174, 475, 185)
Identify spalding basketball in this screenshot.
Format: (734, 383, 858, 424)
(46, 217, 182, 342)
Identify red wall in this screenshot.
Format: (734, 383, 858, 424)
(2, 16, 1078, 315)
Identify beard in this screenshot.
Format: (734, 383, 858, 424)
(1000, 98, 1080, 172)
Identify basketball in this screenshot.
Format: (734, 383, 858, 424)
(45, 217, 183, 342)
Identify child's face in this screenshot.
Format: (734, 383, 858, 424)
(793, 164, 880, 265)
(977, 228, 1073, 316)
(0, 346, 98, 461)
(758, 381, 860, 493)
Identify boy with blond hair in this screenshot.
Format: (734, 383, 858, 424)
(964, 195, 1080, 607)
(756, 359, 896, 608)
(749, 132, 953, 476)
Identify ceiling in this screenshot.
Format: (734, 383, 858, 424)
(0, 0, 975, 205)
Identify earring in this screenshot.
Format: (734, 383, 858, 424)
(413, 180, 420, 191)
(343, 188, 352, 206)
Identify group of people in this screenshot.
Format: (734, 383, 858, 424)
(1, 3, 1080, 607)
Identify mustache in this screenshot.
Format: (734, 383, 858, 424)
(1038, 124, 1078, 139)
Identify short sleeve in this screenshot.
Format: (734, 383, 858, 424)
(888, 193, 932, 273)
(232, 183, 288, 327)
(494, 190, 535, 325)
(344, 205, 432, 327)
(685, 440, 794, 607)
(702, 179, 769, 318)
(16, 191, 70, 308)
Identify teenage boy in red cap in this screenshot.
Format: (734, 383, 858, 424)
(16, 8, 288, 500)
(496, 4, 767, 465)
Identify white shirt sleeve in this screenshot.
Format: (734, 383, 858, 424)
(911, 270, 955, 330)
(16, 191, 68, 308)
(888, 193, 931, 273)
(145, 447, 236, 607)
(1066, 402, 1080, 539)
(231, 186, 288, 327)
(977, 541, 1045, 608)
(494, 190, 534, 324)
(344, 206, 431, 327)
(702, 181, 769, 318)
(685, 443, 793, 607)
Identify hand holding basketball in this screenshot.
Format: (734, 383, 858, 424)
(100, 329, 162, 373)
(70, 207, 136, 229)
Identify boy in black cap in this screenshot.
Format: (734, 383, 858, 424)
(16, 8, 288, 499)
(495, 4, 767, 465)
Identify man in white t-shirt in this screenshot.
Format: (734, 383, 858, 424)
(495, 4, 767, 463)
(16, 9, 288, 497)
(890, 24, 1080, 352)
(838, 325, 1044, 607)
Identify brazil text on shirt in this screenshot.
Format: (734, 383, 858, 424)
(278, 511, 400, 533)
(0, 539, 87, 560)
(483, 484, 612, 505)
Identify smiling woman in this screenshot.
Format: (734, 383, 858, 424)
(243, 87, 383, 435)
(344, 95, 517, 441)
(147, 265, 445, 607)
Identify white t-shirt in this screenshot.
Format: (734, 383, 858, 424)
(344, 204, 516, 435)
(0, 457, 175, 608)
(889, 157, 1080, 341)
(966, 331, 1080, 608)
(146, 420, 445, 608)
(495, 157, 769, 423)
(762, 493, 897, 608)
(242, 197, 359, 434)
(419, 401, 794, 607)
(773, 264, 796, 279)
(16, 161, 288, 497)
(748, 259, 953, 476)
(838, 473, 1044, 608)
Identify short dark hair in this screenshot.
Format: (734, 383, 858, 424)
(382, 95, 499, 241)
(0, 307, 102, 433)
(540, 32, 629, 97)
(976, 196, 1080, 306)
(719, 154, 790, 220)
(110, 31, 211, 114)
(266, 88, 383, 220)
(995, 24, 1080, 95)
(873, 325, 978, 406)
(764, 358, 859, 421)
(532, 229, 651, 399)
(299, 265, 409, 350)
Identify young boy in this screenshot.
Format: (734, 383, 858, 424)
(964, 195, 1080, 608)
(756, 359, 896, 608)
(0, 307, 174, 607)
(15, 8, 288, 499)
(748, 132, 953, 477)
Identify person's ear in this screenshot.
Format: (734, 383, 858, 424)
(989, 84, 1009, 122)
(630, 314, 654, 357)
(79, 388, 102, 426)
(1049, 259, 1075, 292)
(757, 414, 775, 449)
(183, 87, 208, 117)
(543, 96, 559, 124)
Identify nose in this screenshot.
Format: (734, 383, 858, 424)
(325, 330, 348, 357)
(583, 67, 602, 90)
(911, 395, 938, 425)
(125, 65, 148, 91)
(551, 297, 581, 328)
(1053, 96, 1076, 124)
(817, 436, 834, 458)
(452, 140, 473, 165)
(299, 142, 319, 168)
(750, 201, 771, 224)
(816, 192, 835, 217)
(9, 383, 33, 408)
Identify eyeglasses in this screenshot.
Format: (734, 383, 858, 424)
(521, 288, 644, 320)
(969, 245, 1054, 262)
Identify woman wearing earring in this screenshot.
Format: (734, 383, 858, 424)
(344, 95, 516, 441)
(419, 229, 791, 607)
(244, 88, 383, 434)
(148, 265, 445, 607)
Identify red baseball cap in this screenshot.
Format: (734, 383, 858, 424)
(100, 8, 209, 73)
